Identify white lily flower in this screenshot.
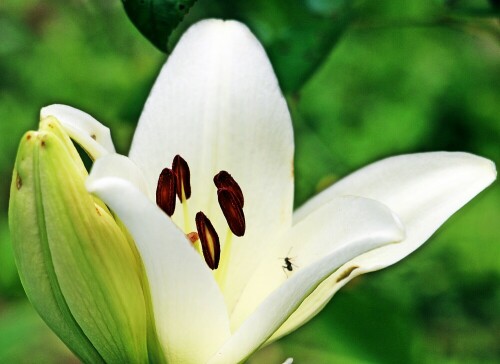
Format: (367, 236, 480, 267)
(40, 19, 496, 364)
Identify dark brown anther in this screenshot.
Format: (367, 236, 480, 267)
(195, 212, 220, 270)
(217, 188, 246, 237)
(214, 171, 244, 208)
(172, 155, 191, 201)
(156, 168, 176, 216)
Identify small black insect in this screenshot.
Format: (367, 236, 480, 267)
(280, 248, 298, 276)
(282, 257, 294, 272)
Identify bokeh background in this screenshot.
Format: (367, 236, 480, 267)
(0, 0, 499, 363)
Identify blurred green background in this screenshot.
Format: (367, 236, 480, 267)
(0, 0, 499, 363)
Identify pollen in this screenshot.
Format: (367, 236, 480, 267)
(195, 212, 220, 270)
(214, 171, 244, 207)
(214, 171, 246, 236)
(217, 188, 245, 236)
(156, 168, 177, 216)
(172, 155, 191, 201)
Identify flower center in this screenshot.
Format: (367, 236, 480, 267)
(156, 155, 245, 271)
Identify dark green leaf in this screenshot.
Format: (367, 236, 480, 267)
(122, 0, 198, 52)
(442, 0, 500, 17)
(230, 0, 356, 93)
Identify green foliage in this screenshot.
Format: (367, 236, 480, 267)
(251, 285, 416, 364)
(214, 0, 356, 93)
(122, 0, 198, 52)
(0, 303, 73, 363)
(0, 0, 498, 362)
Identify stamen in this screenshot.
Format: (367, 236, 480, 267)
(172, 155, 191, 201)
(195, 212, 220, 270)
(214, 228, 233, 288)
(214, 171, 244, 207)
(156, 168, 176, 216)
(217, 188, 246, 237)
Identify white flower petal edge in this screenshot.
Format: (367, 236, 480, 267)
(41, 104, 115, 159)
(86, 154, 231, 364)
(87, 152, 153, 201)
(207, 198, 405, 364)
(296, 152, 496, 268)
(128, 19, 295, 313)
(230, 196, 405, 330)
(269, 151, 496, 341)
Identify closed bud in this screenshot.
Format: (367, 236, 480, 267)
(9, 117, 149, 363)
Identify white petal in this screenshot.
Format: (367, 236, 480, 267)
(208, 210, 404, 364)
(230, 196, 404, 330)
(295, 152, 496, 268)
(271, 152, 496, 340)
(87, 153, 153, 200)
(86, 159, 231, 363)
(129, 20, 294, 311)
(41, 104, 115, 159)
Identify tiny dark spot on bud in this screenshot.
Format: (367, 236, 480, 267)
(48, 123, 54, 128)
(336, 265, 359, 283)
(95, 207, 102, 216)
(41, 140, 46, 147)
(217, 188, 245, 236)
(195, 212, 220, 270)
(16, 173, 22, 190)
(91, 134, 97, 140)
(156, 168, 176, 216)
(26, 134, 31, 140)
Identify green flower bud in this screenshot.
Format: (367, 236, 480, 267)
(9, 117, 149, 363)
